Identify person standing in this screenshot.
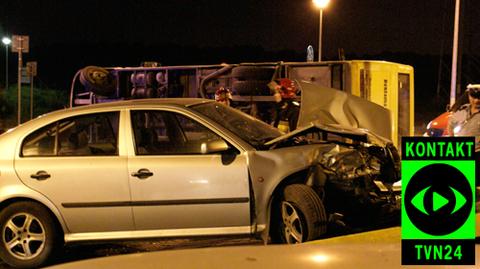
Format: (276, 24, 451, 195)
(448, 84, 480, 185)
(448, 84, 480, 149)
(272, 78, 300, 131)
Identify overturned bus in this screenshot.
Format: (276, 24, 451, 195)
(70, 60, 414, 146)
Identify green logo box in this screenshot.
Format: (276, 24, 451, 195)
(401, 137, 476, 265)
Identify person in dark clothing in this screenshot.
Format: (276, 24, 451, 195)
(272, 78, 300, 131)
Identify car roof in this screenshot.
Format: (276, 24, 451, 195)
(39, 98, 212, 119)
(68, 98, 212, 112)
(2, 98, 213, 135)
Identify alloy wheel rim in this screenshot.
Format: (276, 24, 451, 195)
(281, 201, 304, 244)
(3, 213, 46, 260)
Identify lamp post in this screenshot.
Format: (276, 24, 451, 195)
(12, 35, 29, 125)
(449, 0, 460, 107)
(2, 37, 11, 90)
(313, 0, 330, 62)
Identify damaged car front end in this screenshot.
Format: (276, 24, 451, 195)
(256, 122, 401, 242)
(296, 82, 401, 229)
(245, 82, 402, 243)
(308, 124, 401, 229)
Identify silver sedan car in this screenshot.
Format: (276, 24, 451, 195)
(0, 98, 400, 268)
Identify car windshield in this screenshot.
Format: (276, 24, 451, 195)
(191, 102, 283, 148)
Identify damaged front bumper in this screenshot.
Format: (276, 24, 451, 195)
(318, 143, 401, 228)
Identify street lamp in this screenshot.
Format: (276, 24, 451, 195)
(313, 0, 330, 62)
(2, 37, 11, 90)
(449, 0, 460, 107)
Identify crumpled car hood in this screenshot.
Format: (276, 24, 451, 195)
(265, 121, 391, 147)
(296, 81, 392, 141)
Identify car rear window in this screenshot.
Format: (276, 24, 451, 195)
(21, 112, 119, 157)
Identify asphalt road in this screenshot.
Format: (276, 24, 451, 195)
(0, 224, 394, 268)
(1, 232, 477, 268)
(0, 236, 263, 268)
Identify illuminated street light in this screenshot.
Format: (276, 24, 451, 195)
(313, 0, 330, 9)
(2, 37, 11, 90)
(313, 0, 330, 62)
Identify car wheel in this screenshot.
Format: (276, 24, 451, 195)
(79, 66, 116, 96)
(275, 184, 327, 244)
(231, 66, 275, 81)
(0, 202, 61, 268)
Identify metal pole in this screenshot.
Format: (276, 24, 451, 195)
(17, 43, 22, 125)
(450, 0, 460, 107)
(318, 9, 323, 62)
(4, 45, 7, 90)
(30, 73, 33, 120)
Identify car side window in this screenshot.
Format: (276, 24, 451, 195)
(131, 110, 224, 155)
(22, 124, 57, 156)
(22, 112, 119, 157)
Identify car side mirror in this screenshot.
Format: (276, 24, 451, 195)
(201, 139, 230, 154)
(445, 103, 451, 111)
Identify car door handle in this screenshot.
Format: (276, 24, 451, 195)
(131, 168, 154, 179)
(30, 170, 51, 180)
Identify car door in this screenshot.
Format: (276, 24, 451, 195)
(127, 109, 251, 234)
(14, 111, 134, 233)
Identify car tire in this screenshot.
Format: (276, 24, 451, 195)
(79, 66, 116, 96)
(274, 184, 327, 244)
(232, 80, 271, 96)
(231, 66, 275, 81)
(0, 202, 61, 268)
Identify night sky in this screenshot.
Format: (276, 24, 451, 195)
(1, 0, 480, 123)
(3, 0, 479, 55)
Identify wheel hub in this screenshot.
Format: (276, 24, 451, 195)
(3, 213, 46, 260)
(281, 201, 304, 244)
